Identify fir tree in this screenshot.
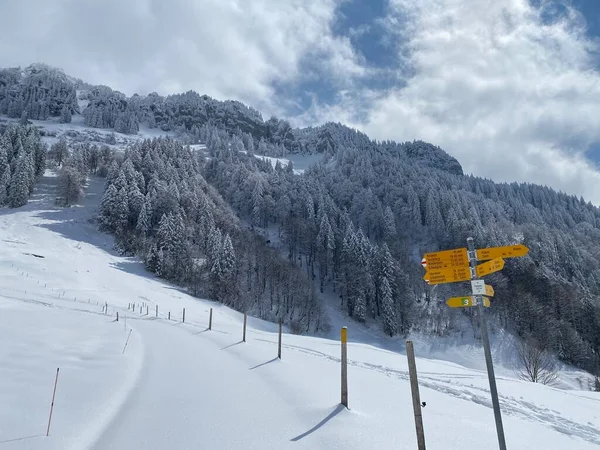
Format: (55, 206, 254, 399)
(380, 276, 397, 336)
(60, 105, 72, 123)
(8, 157, 30, 207)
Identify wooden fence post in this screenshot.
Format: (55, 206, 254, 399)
(183, 308, 186, 323)
(341, 326, 348, 408)
(243, 313, 247, 342)
(156, 305, 158, 318)
(46, 368, 60, 436)
(406, 340, 426, 450)
(278, 318, 283, 359)
(209, 308, 213, 330)
(116, 312, 119, 322)
(146, 305, 148, 316)
(168, 311, 171, 320)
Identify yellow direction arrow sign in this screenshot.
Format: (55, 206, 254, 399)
(476, 258, 505, 277)
(446, 296, 491, 308)
(424, 266, 471, 285)
(485, 284, 495, 297)
(422, 248, 469, 270)
(476, 244, 529, 261)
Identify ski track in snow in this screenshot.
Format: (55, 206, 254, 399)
(252, 337, 600, 445)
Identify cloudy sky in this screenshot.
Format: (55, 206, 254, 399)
(2, 0, 600, 203)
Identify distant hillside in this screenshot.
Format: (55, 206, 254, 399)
(0, 64, 462, 176)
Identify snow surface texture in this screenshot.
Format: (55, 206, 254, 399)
(1, 173, 599, 449)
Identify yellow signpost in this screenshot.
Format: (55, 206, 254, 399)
(476, 258, 505, 277)
(476, 244, 529, 261)
(446, 296, 490, 308)
(423, 266, 471, 285)
(422, 248, 469, 270)
(421, 240, 529, 450)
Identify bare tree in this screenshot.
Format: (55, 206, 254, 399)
(57, 166, 83, 206)
(513, 339, 558, 385)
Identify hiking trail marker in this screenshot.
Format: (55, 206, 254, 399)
(421, 240, 529, 450)
(446, 296, 490, 308)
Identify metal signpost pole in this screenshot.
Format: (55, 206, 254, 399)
(467, 237, 506, 450)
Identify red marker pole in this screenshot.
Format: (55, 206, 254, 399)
(46, 368, 60, 436)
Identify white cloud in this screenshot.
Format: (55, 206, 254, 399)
(3, 0, 600, 203)
(0, 0, 364, 115)
(300, 0, 600, 204)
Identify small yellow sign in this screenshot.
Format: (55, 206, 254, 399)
(446, 296, 474, 308)
(476, 245, 529, 261)
(485, 284, 495, 297)
(476, 258, 505, 277)
(446, 296, 491, 308)
(423, 266, 472, 285)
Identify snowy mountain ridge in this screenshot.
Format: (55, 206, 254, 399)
(0, 63, 463, 175)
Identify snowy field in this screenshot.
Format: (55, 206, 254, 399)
(0, 173, 599, 449)
(0, 113, 175, 150)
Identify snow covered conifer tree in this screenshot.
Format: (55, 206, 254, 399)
(60, 105, 72, 123)
(136, 200, 151, 235)
(8, 157, 30, 207)
(380, 276, 397, 336)
(383, 205, 396, 240)
(98, 184, 118, 231)
(0, 168, 10, 205)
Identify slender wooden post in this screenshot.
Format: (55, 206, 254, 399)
(168, 311, 171, 320)
(146, 305, 148, 316)
(116, 312, 119, 322)
(139, 305, 142, 314)
(341, 326, 348, 408)
(183, 308, 186, 323)
(156, 305, 158, 317)
(243, 313, 247, 342)
(406, 341, 426, 450)
(46, 368, 60, 436)
(278, 318, 283, 359)
(122, 329, 132, 354)
(209, 308, 213, 330)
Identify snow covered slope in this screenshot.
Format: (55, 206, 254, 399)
(1, 174, 599, 449)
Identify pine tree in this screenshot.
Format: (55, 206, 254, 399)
(128, 183, 145, 224)
(115, 187, 129, 234)
(136, 200, 151, 235)
(0, 144, 8, 181)
(380, 276, 397, 336)
(220, 234, 236, 276)
(251, 178, 264, 227)
(33, 139, 46, 177)
(60, 105, 72, 123)
(383, 206, 396, 240)
(8, 157, 30, 207)
(99, 184, 118, 231)
(0, 168, 10, 205)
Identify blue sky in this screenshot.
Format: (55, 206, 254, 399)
(2, 0, 600, 203)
